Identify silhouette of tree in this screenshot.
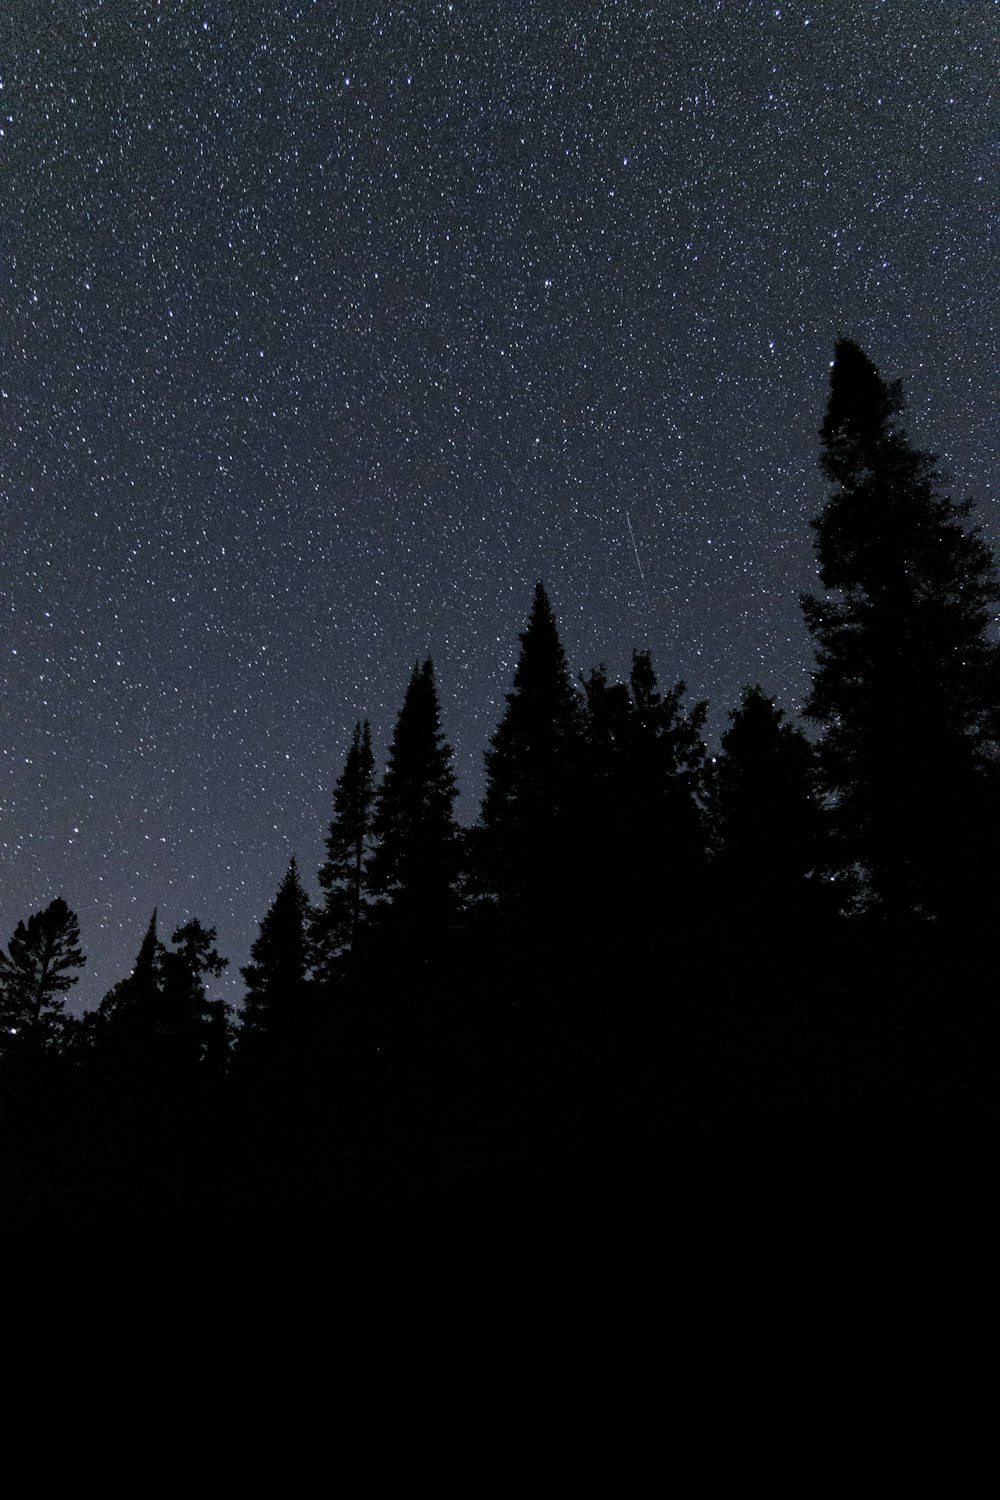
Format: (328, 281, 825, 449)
(128, 909, 161, 991)
(84, 909, 163, 1067)
(158, 919, 231, 1075)
(239, 857, 312, 1058)
(312, 720, 375, 976)
(368, 658, 459, 932)
(578, 655, 707, 918)
(479, 582, 584, 909)
(710, 686, 827, 919)
(587, 648, 710, 936)
(0, 897, 85, 1055)
(625, 651, 708, 911)
(802, 339, 1000, 918)
(578, 663, 635, 902)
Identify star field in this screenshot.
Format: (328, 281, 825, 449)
(2, 0, 997, 1009)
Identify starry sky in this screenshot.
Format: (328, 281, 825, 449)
(2, 0, 998, 1011)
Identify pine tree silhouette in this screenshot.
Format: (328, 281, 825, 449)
(625, 651, 708, 913)
(0, 897, 85, 1056)
(578, 654, 707, 920)
(802, 339, 1000, 919)
(479, 582, 584, 909)
(158, 920, 231, 1075)
(368, 659, 459, 935)
(85, 909, 163, 1069)
(239, 857, 312, 1058)
(710, 685, 827, 921)
(313, 720, 375, 976)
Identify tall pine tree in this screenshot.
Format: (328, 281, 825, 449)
(239, 858, 313, 1059)
(313, 720, 376, 976)
(802, 339, 1000, 919)
(479, 583, 584, 910)
(627, 650, 707, 880)
(85, 909, 163, 1069)
(368, 659, 459, 934)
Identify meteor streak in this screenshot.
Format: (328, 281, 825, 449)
(625, 509, 647, 592)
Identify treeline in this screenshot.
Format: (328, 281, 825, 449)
(2, 340, 999, 1229)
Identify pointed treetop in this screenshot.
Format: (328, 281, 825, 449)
(239, 856, 311, 1029)
(504, 583, 578, 710)
(379, 656, 456, 799)
(133, 909, 160, 980)
(269, 856, 307, 912)
(329, 721, 375, 831)
(803, 342, 1000, 916)
(315, 717, 377, 963)
(482, 583, 583, 837)
(820, 338, 906, 486)
(368, 654, 458, 915)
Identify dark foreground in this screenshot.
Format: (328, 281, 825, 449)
(3, 923, 995, 1248)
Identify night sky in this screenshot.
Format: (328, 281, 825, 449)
(2, 0, 997, 1011)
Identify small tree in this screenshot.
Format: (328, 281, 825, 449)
(0, 897, 85, 1054)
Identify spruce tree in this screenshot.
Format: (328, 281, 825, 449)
(313, 720, 375, 975)
(0, 897, 85, 1055)
(710, 686, 826, 920)
(130, 909, 161, 989)
(579, 654, 707, 916)
(802, 339, 1000, 918)
(579, 663, 637, 905)
(239, 858, 312, 1057)
(479, 582, 584, 908)
(632, 653, 708, 917)
(368, 659, 459, 932)
(86, 910, 163, 1067)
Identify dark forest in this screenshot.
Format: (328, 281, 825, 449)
(3, 341, 997, 1237)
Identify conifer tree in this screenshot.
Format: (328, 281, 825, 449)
(158, 919, 231, 1074)
(368, 659, 459, 931)
(239, 858, 312, 1057)
(0, 897, 85, 1054)
(628, 653, 707, 799)
(578, 663, 636, 904)
(86, 909, 163, 1066)
(625, 651, 708, 902)
(710, 686, 826, 918)
(479, 582, 584, 907)
(313, 720, 375, 975)
(802, 339, 1000, 918)
(130, 908, 161, 988)
(578, 656, 708, 916)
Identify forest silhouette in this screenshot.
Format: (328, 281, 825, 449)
(2, 341, 998, 1235)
